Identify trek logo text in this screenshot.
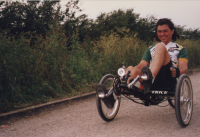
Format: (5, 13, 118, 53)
(151, 91, 168, 94)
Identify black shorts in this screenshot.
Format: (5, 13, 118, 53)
(151, 61, 176, 91)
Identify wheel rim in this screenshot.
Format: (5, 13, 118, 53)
(100, 96, 120, 119)
(180, 78, 192, 124)
(101, 77, 114, 93)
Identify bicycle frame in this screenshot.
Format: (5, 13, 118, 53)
(96, 67, 193, 127)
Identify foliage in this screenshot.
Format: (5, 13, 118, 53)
(91, 28, 150, 75)
(84, 9, 157, 42)
(177, 39, 200, 67)
(0, 27, 71, 112)
(0, 1, 63, 37)
(176, 25, 200, 40)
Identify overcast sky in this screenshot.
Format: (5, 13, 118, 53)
(60, 0, 200, 29)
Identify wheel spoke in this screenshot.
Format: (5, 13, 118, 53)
(175, 74, 193, 127)
(180, 78, 192, 124)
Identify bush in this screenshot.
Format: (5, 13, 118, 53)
(177, 39, 200, 68)
(0, 28, 72, 113)
(90, 28, 152, 76)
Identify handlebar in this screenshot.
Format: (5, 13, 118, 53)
(124, 71, 131, 82)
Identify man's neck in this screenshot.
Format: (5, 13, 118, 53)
(162, 41, 172, 46)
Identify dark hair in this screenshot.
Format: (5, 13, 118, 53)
(155, 18, 180, 41)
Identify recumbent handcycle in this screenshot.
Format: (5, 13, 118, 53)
(96, 66, 193, 127)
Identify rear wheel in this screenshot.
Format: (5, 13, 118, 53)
(96, 74, 121, 121)
(175, 74, 193, 127)
(168, 98, 175, 108)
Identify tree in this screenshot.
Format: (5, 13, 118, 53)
(0, 1, 63, 38)
(176, 25, 200, 40)
(81, 9, 157, 41)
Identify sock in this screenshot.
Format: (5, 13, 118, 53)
(139, 84, 144, 90)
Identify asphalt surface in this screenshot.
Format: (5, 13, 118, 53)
(0, 69, 200, 137)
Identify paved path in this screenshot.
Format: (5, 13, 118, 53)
(1, 73, 200, 137)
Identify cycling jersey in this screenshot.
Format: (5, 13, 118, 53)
(142, 41, 188, 68)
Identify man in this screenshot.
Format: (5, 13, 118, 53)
(119, 18, 188, 94)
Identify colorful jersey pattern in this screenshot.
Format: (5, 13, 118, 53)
(142, 41, 188, 68)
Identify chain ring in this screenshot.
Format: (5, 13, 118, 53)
(113, 77, 121, 95)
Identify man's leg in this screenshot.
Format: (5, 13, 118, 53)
(150, 43, 171, 78)
(142, 43, 171, 93)
(120, 43, 171, 93)
(125, 43, 171, 82)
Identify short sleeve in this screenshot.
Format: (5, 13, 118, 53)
(142, 48, 151, 63)
(178, 48, 188, 62)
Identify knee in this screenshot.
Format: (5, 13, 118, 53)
(155, 43, 166, 51)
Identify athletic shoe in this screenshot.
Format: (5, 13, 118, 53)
(141, 66, 153, 94)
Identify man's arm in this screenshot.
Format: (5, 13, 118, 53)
(135, 60, 150, 70)
(179, 61, 188, 75)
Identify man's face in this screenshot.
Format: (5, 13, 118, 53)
(157, 24, 174, 45)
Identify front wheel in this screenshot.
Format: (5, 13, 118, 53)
(96, 74, 121, 121)
(175, 74, 193, 127)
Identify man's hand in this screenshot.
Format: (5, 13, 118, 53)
(170, 67, 176, 77)
(170, 67, 180, 78)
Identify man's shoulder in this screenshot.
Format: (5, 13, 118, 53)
(148, 44, 156, 50)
